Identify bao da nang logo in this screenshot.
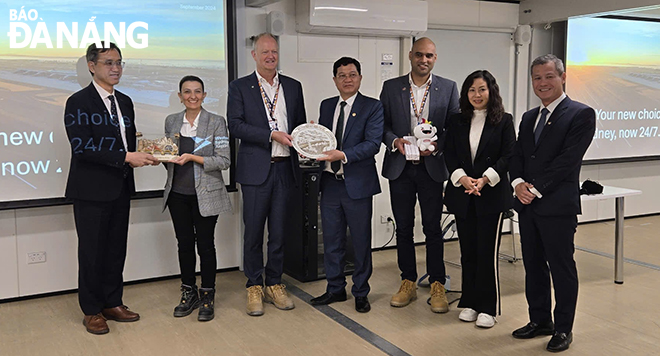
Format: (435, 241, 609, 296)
(7, 7, 148, 49)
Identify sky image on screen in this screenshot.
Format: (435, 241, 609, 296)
(0, 1, 227, 202)
(566, 16, 660, 162)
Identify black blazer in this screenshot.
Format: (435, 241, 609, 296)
(380, 74, 460, 183)
(227, 72, 306, 186)
(444, 112, 516, 219)
(509, 96, 596, 216)
(318, 92, 383, 200)
(64, 83, 136, 201)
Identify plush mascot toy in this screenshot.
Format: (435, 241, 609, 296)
(413, 122, 438, 152)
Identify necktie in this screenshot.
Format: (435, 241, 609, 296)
(108, 95, 129, 178)
(534, 108, 549, 144)
(108, 95, 124, 147)
(331, 101, 347, 174)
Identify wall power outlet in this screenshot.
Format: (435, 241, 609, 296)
(27, 251, 46, 264)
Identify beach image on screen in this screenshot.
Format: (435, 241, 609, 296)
(0, 1, 227, 202)
(566, 16, 660, 161)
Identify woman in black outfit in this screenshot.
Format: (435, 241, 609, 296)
(444, 70, 516, 328)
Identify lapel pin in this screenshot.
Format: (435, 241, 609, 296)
(434, 87, 438, 90)
(402, 87, 406, 91)
(352, 113, 356, 117)
(251, 85, 254, 89)
(547, 122, 552, 125)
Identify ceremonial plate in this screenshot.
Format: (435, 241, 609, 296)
(291, 123, 337, 159)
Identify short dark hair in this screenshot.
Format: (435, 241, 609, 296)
(86, 42, 122, 76)
(459, 70, 505, 125)
(333, 57, 361, 77)
(530, 54, 565, 76)
(179, 75, 205, 92)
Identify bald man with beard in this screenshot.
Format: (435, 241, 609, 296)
(380, 37, 460, 314)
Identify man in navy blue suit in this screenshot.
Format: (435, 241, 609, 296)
(227, 33, 306, 316)
(510, 54, 595, 352)
(309, 57, 383, 313)
(380, 37, 459, 313)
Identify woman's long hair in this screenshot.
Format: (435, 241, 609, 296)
(459, 70, 505, 125)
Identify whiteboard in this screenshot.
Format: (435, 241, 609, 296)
(424, 29, 515, 113)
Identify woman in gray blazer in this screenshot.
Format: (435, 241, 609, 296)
(163, 76, 231, 321)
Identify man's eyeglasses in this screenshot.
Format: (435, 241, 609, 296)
(336, 72, 359, 81)
(99, 60, 125, 69)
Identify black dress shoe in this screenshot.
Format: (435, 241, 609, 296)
(512, 321, 555, 339)
(310, 290, 347, 306)
(547, 332, 572, 352)
(355, 296, 370, 313)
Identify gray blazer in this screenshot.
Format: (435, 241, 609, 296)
(163, 108, 232, 217)
(380, 74, 460, 183)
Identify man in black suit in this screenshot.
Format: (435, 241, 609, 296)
(509, 54, 595, 352)
(309, 57, 384, 313)
(227, 33, 306, 316)
(65, 42, 158, 334)
(380, 37, 459, 313)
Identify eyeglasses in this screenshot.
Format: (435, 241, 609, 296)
(99, 60, 125, 69)
(336, 72, 359, 81)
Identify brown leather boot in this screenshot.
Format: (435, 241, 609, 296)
(390, 279, 417, 307)
(264, 284, 295, 310)
(83, 314, 109, 335)
(430, 281, 449, 313)
(246, 285, 265, 316)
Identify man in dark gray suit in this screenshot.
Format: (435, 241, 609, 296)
(227, 33, 306, 316)
(380, 37, 459, 313)
(65, 42, 158, 334)
(510, 54, 595, 352)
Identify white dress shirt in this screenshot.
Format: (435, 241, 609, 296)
(323, 93, 356, 175)
(92, 80, 128, 150)
(255, 71, 289, 158)
(511, 92, 568, 198)
(180, 111, 200, 138)
(408, 73, 432, 133)
(450, 110, 500, 188)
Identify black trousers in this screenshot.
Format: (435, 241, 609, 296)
(320, 173, 373, 297)
(241, 160, 294, 288)
(167, 192, 219, 289)
(455, 199, 503, 316)
(74, 180, 130, 316)
(389, 162, 446, 284)
(519, 210, 579, 334)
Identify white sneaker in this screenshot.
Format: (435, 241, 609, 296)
(476, 313, 496, 328)
(458, 308, 478, 322)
